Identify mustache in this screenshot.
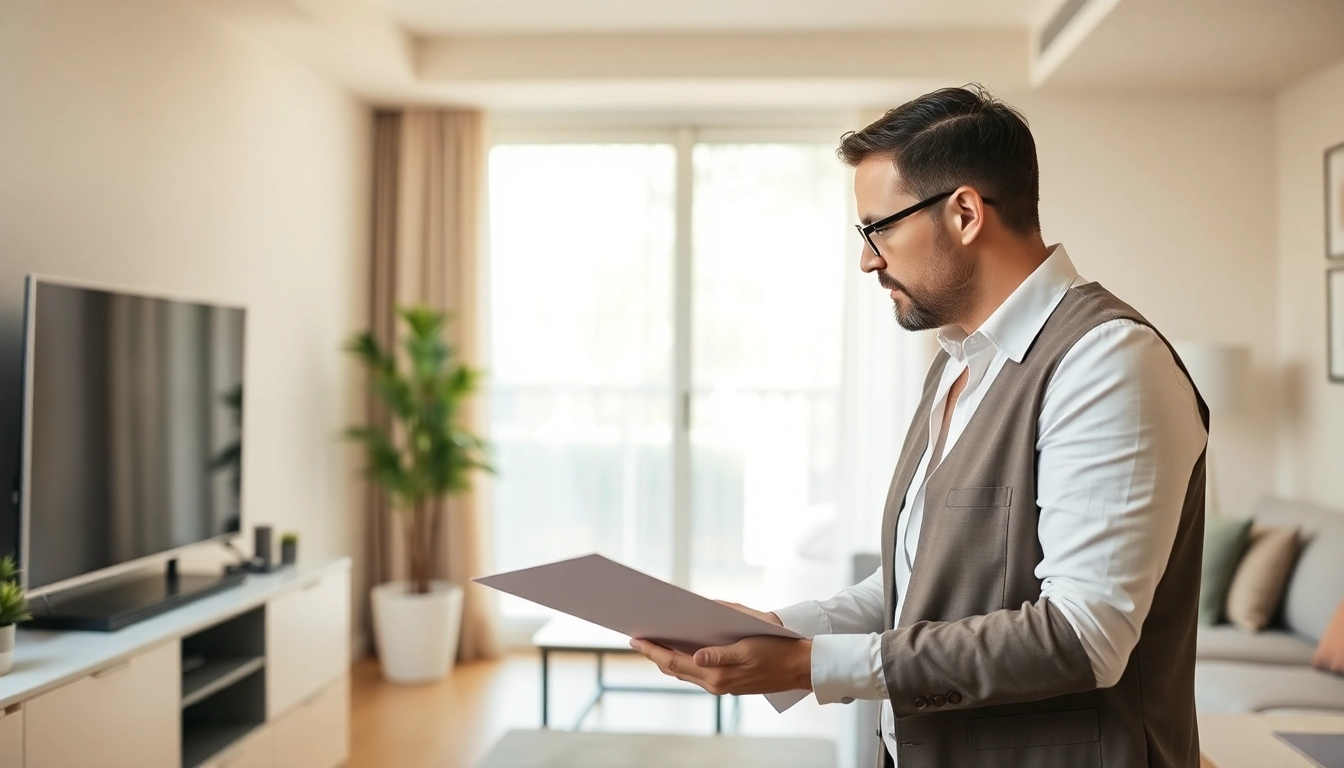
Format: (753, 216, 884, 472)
(877, 273, 907, 293)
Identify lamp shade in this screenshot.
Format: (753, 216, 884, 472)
(1171, 342, 1251, 414)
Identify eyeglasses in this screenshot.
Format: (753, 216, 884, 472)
(855, 191, 995, 258)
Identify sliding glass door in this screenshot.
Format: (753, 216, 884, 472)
(487, 131, 848, 619)
(688, 143, 848, 606)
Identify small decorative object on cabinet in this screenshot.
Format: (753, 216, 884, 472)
(346, 306, 493, 684)
(281, 532, 298, 566)
(0, 556, 30, 676)
(254, 525, 274, 571)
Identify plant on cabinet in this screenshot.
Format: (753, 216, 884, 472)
(0, 556, 30, 676)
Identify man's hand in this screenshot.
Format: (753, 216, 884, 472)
(715, 600, 783, 626)
(629, 627, 811, 696)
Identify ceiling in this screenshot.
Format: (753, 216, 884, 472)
(1040, 0, 1344, 94)
(195, 0, 1344, 110)
(374, 0, 1055, 35)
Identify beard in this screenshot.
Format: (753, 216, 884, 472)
(878, 227, 975, 331)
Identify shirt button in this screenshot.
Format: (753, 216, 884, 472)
(948, 691, 962, 704)
(932, 694, 946, 707)
(913, 697, 928, 710)
(841, 697, 854, 704)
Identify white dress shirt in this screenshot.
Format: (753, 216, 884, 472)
(773, 245, 1207, 762)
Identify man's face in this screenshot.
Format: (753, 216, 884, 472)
(854, 157, 974, 331)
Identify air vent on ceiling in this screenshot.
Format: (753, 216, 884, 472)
(1039, 0, 1093, 55)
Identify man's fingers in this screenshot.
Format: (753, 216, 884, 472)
(714, 600, 783, 627)
(630, 638, 703, 684)
(695, 642, 746, 667)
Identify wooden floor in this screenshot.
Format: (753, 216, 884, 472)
(348, 650, 838, 768)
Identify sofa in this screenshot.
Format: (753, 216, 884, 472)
(1195, 495, 1344, 714)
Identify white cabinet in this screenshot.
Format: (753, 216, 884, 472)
(25, 641, 179, 768)
(270, 676, 348, 768)
(0, 704, 23, 767)
(198, 724, 272, 768)
(0, 561, 351, 768)
(266, 569, 349, 718)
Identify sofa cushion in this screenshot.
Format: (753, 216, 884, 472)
(1252, 496, 1344, 641)
(1314, 598, 1344, 674)
(1200, 515, 1252, 625)
(1197, 625, 1318, 665)
(1225, 525, 1300, 632)
(1195, 661, 1344, 713)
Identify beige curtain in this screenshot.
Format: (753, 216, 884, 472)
(365, 109, 501, 662)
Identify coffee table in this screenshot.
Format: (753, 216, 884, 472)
(532, 616, 739, 734)
(1199, 712, 1344, 768)
(477, 729, 835, 768)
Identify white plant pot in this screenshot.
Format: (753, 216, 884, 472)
(0, 623, 14, 676)
(371, 581, 463, 684)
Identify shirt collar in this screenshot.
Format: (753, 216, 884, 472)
(936, 244, 1080, 364)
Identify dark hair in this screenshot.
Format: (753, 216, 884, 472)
(838, 85, 1040, 236)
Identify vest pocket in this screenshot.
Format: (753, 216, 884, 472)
(946, 485, 1013, 508)
(967, 707, 1100, 750)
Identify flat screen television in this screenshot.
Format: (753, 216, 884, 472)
(19, 276, 246, 597)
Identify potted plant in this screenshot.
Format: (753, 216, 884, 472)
(345, 306, 491, 684)
(0, 556, 30, 676)
(280, 532, 299, 566)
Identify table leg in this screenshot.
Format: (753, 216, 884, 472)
(541, 648, 550, 728)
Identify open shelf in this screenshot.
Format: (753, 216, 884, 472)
(181, 667, 265, 768)
(179, 605, 266, 767)
(181, 655, 265, 709)
(181, 721, 256, 768)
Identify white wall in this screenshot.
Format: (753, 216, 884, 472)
(1275, 57, 1344, 507)
(0, 2, 369, 589)
(1024, 95, 1278, 519)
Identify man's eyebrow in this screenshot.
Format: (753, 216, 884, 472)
(859, 214, 875, 226)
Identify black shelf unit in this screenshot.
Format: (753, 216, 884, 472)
(179, 607, 266, 768)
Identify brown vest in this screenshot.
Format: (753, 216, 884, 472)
(877, 282, 1208, 768)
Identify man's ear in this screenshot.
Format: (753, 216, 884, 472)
(947, 186, 987, 246)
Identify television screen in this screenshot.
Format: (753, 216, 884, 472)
(21, 278, 245, 592)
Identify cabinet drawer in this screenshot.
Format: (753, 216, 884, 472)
(200, 724, 272, 768)
(25, 640, 179, 768)
(270, 676, 348, 768)
(0, 704, 23, 767)
(266, 568, 349, 718)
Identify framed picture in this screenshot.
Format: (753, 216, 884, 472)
(1328, 142, 1344, 259)
(1330, 267, 1344, 382)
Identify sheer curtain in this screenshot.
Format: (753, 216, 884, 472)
(365, 109, 500, 662)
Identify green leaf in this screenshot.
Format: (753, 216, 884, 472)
(344, 303, 493, 587)
(0, 556, 18, 584)
(0, 580, 30, 626)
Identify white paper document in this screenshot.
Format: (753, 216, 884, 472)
(473, 553, 811, 712)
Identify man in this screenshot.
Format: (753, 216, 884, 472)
(631, 85, 1209, 767)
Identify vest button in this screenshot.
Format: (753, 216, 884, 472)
(913, 697, 928, 710)
(931, 694, 946, 707)
(948, 691, 962, 704)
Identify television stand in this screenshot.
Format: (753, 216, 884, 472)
(25, 561, 246, 631)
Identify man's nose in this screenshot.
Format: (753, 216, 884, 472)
(860, 243, 885, 274)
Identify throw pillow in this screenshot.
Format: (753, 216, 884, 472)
(1314, 597, 1344, 675)
(1225, 525, 1301, 632)
(1199, 515, 1252, 625)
